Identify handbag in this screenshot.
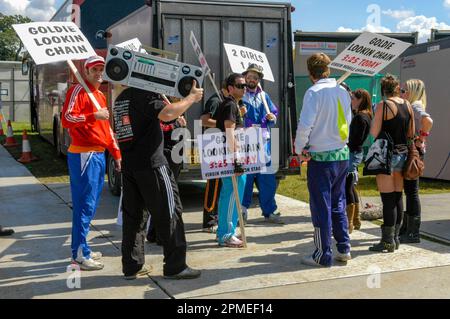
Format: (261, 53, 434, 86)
(403, 104, 425, 180)
(363, 102, 393, 176)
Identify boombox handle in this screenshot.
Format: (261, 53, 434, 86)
(140, 45, 179, 62)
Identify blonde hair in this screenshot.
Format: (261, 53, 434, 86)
(307, 53, 331, 79)
(406, 79, 427, 110)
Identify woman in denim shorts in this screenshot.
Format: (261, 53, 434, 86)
(368, 75, 414, 253)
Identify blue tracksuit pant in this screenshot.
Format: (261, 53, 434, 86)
(242, 173, 277, 217)
(307, 159, 350, 266)
(68, 152, 105, 260)
(242, 137, 277, 216)
(217, 175, 246, 244)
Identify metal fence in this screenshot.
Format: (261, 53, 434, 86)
(0, 61, 30, 122)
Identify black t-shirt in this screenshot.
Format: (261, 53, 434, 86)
(215, 96, 243, 132)
(202, 93, 222, 119)
(348, 112, 371, 153)
(113, 87, 167, 170)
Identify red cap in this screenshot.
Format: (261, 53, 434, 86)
(84, 55, 105, 69)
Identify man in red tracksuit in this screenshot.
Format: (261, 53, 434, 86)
(62, 55, 122, 271)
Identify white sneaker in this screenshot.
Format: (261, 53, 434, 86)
(73, 257, 104, 271)
(242, 207, 248, 224)
(90, 251, 102, 260)
(335, 251, 352, 262)
(301, 255, 328, 268)
(264, 212, 284, 224)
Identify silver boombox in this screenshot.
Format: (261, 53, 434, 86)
(103, 45, 205, 98)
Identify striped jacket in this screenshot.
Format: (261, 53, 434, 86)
(61, 83, 121, 160)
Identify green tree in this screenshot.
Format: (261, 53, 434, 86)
(0, 14, 32, 61)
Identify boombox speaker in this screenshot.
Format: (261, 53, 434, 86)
(103, 45, 205, 98)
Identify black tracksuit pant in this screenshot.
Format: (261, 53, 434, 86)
(121, 165, 187, 276)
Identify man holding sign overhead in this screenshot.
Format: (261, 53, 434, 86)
(62, 55, 122, 271)
(241, 64, 282, 224)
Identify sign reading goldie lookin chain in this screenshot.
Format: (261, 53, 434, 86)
(13, 22, 96, 65)
(198, 128, 268, 180)
(330, 32, 411, 76)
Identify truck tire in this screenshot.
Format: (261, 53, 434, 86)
(107, 153, 121, 196)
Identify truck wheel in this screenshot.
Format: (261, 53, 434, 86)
(107, 153, 121, 196)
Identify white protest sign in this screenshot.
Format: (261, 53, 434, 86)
(198, 127, 268, 180)
(223, 43, 274, 82)
(330, 32, 411, 76)
(13, 22, 96, 65)
(116, 38, 147, 53)
(189, 32, 210, 74)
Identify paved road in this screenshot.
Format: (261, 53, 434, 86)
(1, 145, 449, 299)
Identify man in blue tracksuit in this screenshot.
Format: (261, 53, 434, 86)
(241, 64, 283, 224)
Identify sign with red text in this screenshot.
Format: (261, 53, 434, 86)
(190, 31, 211, 75)
(224, 43, 274, 82)
(13, 22, 96, 65)
(198, 128, 267, 179)
(330, 32, 411, 76)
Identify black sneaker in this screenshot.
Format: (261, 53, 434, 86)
(164, 266, 201, 280)
(0, 226, 14, 237)
(124, 264, 152, 280)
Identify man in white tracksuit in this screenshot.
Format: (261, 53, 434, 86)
(295, 53, 353, 267)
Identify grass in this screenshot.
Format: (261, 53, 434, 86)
(1, 122, 69, 184)
(3, 122, 450, 198)
(278, 164, 450, 203)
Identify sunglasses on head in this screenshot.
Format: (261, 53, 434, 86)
(234, 83, 247, 89)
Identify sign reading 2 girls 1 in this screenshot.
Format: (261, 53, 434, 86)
(330, 32, 411, 76)
(223, 43, 275, 82)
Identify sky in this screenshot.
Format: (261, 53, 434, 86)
(1, 0, 450, 43)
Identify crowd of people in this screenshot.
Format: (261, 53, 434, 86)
(1, 52, 433, 277)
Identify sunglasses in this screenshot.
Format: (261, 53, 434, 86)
(400, 88, 407, 94)
(234, 83, 247, 89)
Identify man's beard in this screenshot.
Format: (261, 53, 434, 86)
(247, 82, 257, 90)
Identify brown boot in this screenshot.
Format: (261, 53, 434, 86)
(346, 204, 355, 234)
(353, 202, 361, 230)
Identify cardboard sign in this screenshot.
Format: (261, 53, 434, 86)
(189, 31, 211, 74)
(116, 38, 147, 53)
(330, 32, 411, 76)
(223, 43, 274, 82)
(198, 128, 267, 180)
(13, 22, 96, 65)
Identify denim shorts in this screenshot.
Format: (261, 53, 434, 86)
(391, 153, 407, 173)
(349, 151, 363, 173)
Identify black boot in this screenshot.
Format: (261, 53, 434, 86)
(0, 225, 14, 236)
(394, 224, 401, 250)
(399, 213, 408, 237)
(369, 225, 395, 253)
(400, 216, 421, 244)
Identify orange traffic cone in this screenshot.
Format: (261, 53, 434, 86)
(0, 121, 4, 136)
(18, 130, 38, 163)
(3, 120, 19, 147)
